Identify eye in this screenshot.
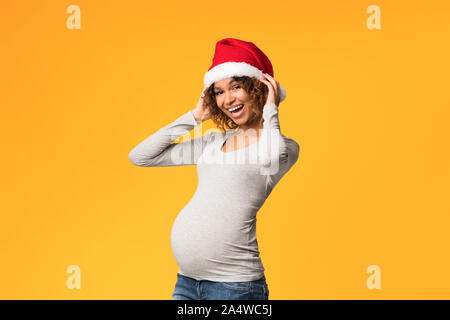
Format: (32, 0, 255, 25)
(214, 85, 240, 96)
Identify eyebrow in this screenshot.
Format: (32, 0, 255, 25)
(214, 79, 237, 91)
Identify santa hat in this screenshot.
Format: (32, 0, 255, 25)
(203, 38, 286, 102)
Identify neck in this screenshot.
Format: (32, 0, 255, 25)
(237, 122, 263, 137)
(238, 115, 263, 133)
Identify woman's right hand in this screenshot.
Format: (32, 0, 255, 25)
(192, 88, 211, 122)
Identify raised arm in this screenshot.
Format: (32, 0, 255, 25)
(128, 110, 211, 167)
(258, 102, 300, 194)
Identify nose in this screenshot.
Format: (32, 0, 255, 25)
(224, 90, 235, 107)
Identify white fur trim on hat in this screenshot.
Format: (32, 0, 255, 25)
(204, 61, 286, 102)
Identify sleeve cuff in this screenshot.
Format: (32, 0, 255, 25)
(188, 110, 202, 126)
(263, 102, 279, 117)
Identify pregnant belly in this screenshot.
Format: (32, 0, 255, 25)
(170, 206, 260, 276)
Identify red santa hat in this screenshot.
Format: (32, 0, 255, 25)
(204, 38, 286, 102)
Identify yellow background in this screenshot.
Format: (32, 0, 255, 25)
(1, 0, 449, 299)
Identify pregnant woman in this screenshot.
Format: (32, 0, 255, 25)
(129, 38, 300, 300)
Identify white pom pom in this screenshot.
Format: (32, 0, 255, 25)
(279, 85, 287, 102)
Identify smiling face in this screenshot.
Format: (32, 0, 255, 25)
(213, 77, 258, 129)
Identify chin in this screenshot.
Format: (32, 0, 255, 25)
(232, 117, 248, 126)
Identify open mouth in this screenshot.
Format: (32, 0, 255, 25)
(228, 104, 245, 118)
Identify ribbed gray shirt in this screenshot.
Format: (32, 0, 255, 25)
(129, 103, 300, 282)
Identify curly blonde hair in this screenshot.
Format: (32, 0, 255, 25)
(202, 76, 269, 133)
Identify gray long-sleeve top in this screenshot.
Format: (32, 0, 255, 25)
(129, 103, 300, 282)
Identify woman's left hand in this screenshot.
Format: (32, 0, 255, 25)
(260, 73, 281, 107)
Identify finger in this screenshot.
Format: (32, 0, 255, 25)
(264, 74, 280, 103)
(263, 73, 278, 95)
(260, 78, 274, 92)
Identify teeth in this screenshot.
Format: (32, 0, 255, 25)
(229, 104, 243, 112)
